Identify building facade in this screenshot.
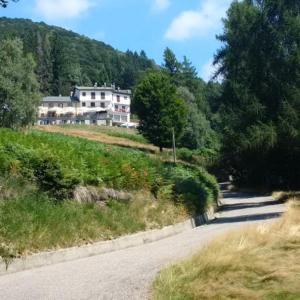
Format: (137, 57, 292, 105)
(38, 85, 131, 126)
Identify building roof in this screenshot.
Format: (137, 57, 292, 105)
(75, 86, 132, 95)
(43, 96, 72, 102)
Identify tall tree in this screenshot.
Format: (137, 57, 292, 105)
(134, 71, 187, 151)
(177, 87, 219, 151)
(0, 38, 40, 128)
(163, 47, 180, 75)
(215, 0, 300, 188)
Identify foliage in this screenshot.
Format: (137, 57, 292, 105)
(0, 188, 188, 260)
(161, 48, 221, 152)
(0, 18, 155, 95)
(177, 87, 220, 151)
(214, 0, 300, 188)
(0, 38, 40, 128)
(0, 129, 219, 207)
(133, 70, 188, 151)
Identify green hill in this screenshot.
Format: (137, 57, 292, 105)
(0, 17, 155, 96)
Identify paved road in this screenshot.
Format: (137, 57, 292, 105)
(0, 193, 285, 300)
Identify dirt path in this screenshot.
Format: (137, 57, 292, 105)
(0, 193, 285, 300)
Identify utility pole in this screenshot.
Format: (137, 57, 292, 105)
(172, 127, 176, 164)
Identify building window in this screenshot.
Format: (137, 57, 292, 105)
(91, 92, 96, 100)
(49, 103, 54, 108)
(117, 95, 120, 102)
(100, 102, 105, 108)
(122, 106, 126, 112)
(101, 92, 105, 99)
(82, 92, 86, 97)
(115, 104, 118, 111)
(68, 103, 73, 107)
(113, 115, 121, 122)
(124, 96, 128, 100)
(121, 115, 127, 122)
(91, 102, 95, 107)
(82, 102, 86, 107)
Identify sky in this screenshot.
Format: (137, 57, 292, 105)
(1, 0, 233, 81)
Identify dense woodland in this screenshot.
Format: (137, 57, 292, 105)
(0, 17, 155, 96)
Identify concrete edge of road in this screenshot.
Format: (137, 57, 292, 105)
(0, 207, 216, 276)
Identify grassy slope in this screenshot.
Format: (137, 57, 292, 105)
(0, 128, 218, 260)
(153, 196, 300, 300)
(36, 125, 159, 154)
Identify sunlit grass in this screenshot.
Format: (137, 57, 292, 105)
(153, 196, 300, 300)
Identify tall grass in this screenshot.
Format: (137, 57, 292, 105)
(0, 182, 189, 261)
(60, 124, 149, 144)
(0, 128, 219, 262)
(153, 197, 300, 300)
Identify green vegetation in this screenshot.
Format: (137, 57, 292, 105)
(60, 124, 149, 144)
(0, 128, 218, 260)
(212, 0, 300, 189)
(0, 17, 155, 95)
(153, 196, 300, 300)
(0, 177, 189, 263)
(0, 38, 40, 128)
(134, 70, 188, 151)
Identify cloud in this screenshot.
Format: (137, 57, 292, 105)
(35, 0, 94, 20)
(165, 0, 231, 41)
(152, 0, 170, 12)
(201, 58, 223, 82)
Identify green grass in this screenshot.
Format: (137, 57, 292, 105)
(153, 198, 300, 300)
(0, 178, 188, 261)
(60, 124, 149, 144)
(0, 128, 219, 262)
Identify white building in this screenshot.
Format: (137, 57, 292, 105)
(38, 85, 131, 126)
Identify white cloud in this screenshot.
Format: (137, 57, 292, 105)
(152, 0, 170, 12)
(35, 0, 94, 20)
(201, 58, 223, 82)
(165, 0, 231, 41)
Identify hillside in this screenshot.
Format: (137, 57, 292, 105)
(0, 128, 218, 261)
(0, 17, 155, 96)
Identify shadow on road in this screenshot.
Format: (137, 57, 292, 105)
(221, 199, 283, 212)
(211, 212, 283, 224)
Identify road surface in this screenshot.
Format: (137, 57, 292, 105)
(0, 193, 285, 300)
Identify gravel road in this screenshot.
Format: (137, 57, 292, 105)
(0, 193, 285, 300)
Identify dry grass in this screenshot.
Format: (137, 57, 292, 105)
(153, 196, 300, 300)
(36, 125, 160, 153)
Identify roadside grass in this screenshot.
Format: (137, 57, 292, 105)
(0, 180, 189, 261)
(0, 128, 219, 263)
(153, 196, 300, 300)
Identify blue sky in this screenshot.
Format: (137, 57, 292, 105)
(1, 0, 232, 81)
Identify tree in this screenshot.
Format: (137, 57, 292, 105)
(177, 87, 220, 151)
(163, 47, 180, 75)
(0, 0, 18, 7)
(0, 38, 40, 128)
(134, 71, 187, 151)
(215, 0, 300, 188)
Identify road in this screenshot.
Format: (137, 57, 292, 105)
(0, 193, 285, 300)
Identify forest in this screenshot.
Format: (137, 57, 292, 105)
(0, 17, 155, 96)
